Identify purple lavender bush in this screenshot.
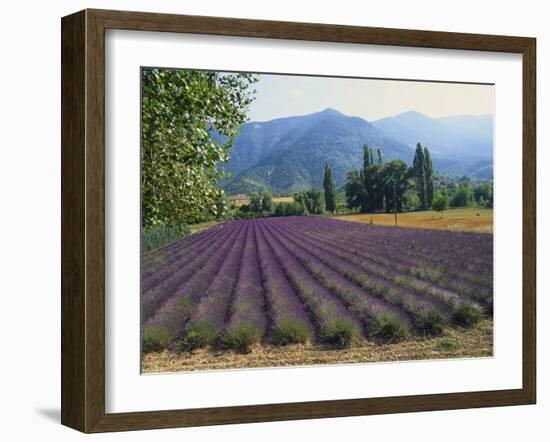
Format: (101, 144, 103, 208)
(141, 216, 493, 352)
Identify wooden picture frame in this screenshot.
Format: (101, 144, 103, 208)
(61, 8, 536, 433)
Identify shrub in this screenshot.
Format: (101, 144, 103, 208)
(142, 325, 172, 353)
(452, 302, 483, 327)
(176, 297, 194, 313)
(369, 281, 389, 298)
(370, 313, 408, 343)
(274, 204, 286, 217)
(416, 308, 446, 336)
(175, 322, 218, 353)
(294, 189, 324, 214)
(432, 193, 449, 217)
(410, 266, 443, 283)
(141, 224, 191, 252)
(322, 318, 360, 348)
(223, 323, 262, 353)
(272, 319, 312, 346)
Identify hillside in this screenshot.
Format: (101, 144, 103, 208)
(221, 108, 413, 194)
(220, 109, 493, 195)
(372, 111, 493, 178)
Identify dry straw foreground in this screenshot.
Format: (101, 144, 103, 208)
(143, 319, 492, 373)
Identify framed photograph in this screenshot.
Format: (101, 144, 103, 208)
(61, 9, 536, 433)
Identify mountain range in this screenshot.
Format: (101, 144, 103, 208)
(217, 108, 493, 195)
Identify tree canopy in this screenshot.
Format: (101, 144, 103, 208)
(345, 145, 410, 214)
(432, 192, 449, 216)
(383, 160, 409, 213)
(141, 68, 257, 228)
(294, 189, 324, 215)
(323, 163, 337, 213)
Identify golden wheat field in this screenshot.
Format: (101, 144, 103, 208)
(335, 208, 493, 233)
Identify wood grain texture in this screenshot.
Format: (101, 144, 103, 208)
(85, 9, 107, 432)
(522, 38, 536, 403)
(61, 8, 537, 433)
(89, 8, 533, 52)
(61, 10, 86, 431)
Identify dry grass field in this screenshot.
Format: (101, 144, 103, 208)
(229, 196, 294, 207)
(335, 208, 493, 233)
(142, 319, 493, 373)
(188, 220, 221, 235)
(273, 196, 294, 204)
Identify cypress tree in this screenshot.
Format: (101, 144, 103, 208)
(423, 147, 434, 208)
(323, 163, 337, 213)
(413, 143, 427, 209)
(362, 145, 372, 211)
(363, 144, 371, 170)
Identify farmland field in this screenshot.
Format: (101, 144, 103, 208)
(141, 216, 493, 371)
(228, 196, 294, 207)
(188, 220, 222, 235)
(335, 208, 493, 233)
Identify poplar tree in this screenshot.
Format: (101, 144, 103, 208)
(363, 144, 371, 170)
(423, 147, 434, 208)
(346, 145, 372, 213)
(141, 68, 257, 227)
(362, 144, 374, 211)
(413, 143, 427, 209)
(323, 163, 337, 213)
(346, 145, 390, 213)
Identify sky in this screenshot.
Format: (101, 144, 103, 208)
(247, 73, 494, 122)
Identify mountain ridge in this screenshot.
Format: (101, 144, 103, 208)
(372, 110, 493, 159)
(220, 108, 493, 195)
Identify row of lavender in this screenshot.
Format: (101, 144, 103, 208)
(142, 216, 493, 353)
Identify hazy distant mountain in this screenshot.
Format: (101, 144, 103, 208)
(219, 109, 493, 195)
(372, 111, 493, 157)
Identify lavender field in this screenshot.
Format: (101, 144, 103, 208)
(141, 217, 493, 356)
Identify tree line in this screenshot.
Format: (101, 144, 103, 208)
(237, 166, 338, 218)
(237, 189, 325, 219)
(342, 142, 492, 215)
(343, 143, 432, 214)
(235, 141, 492, 221)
